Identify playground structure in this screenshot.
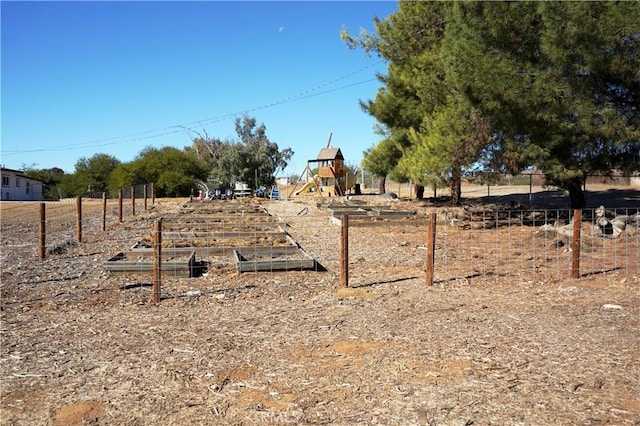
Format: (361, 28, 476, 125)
(289, 133, 349, 198)
(293, 174, 320, 196)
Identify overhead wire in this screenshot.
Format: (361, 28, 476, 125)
(1, 61, 384, 156)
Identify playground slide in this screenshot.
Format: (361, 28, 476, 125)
(294, 180, 316, 196)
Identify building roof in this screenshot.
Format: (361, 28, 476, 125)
(1, 167, 44, 182)
(1, 167, 25, 174)
(316, 147, 343, 161)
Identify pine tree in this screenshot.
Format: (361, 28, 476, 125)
(344, 1, 640, 208)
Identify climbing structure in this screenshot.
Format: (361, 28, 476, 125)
(315, 146, 346, 197)
(289, 133, 347, 198)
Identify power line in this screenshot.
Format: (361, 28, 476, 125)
(2, 62, 384, 156)
(179, 61, 383, 129)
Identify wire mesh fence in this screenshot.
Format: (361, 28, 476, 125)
(2, 190, 638, 426)
(1, 195, 638, 306)
(0, 191, 151, 258)
(432, 207, 639, 284)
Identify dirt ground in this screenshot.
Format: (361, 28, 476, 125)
(1, 186, 639, 425)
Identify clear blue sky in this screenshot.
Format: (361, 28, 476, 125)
(1, 1, 397, 176)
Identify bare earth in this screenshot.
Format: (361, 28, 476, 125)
(1, 186, 639, 425)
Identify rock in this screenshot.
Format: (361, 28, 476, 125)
(602, 304, 623, 310)
(380, 192, 398, 200)
(185, 290, 202, 298)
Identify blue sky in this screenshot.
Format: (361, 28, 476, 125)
(1, 1, 397, 176)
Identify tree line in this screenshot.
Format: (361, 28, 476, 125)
(24, 116, 293, 200)
(344, 1, 639, 207)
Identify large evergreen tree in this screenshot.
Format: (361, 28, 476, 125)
(344, 1, 640, 207)
(361, 137, 403, 194)
(446, 1, 640, 207)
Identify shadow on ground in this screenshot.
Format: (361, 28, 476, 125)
(414, 188, 640, 210)
(478, 188, 639, 209)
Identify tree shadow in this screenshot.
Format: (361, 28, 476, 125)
(119, 282, 153, 291)
(353, 276, 421, 288)
(468, 188, 640, 210)
(433, 272, 486, 284)
(580, 267, 622, 278)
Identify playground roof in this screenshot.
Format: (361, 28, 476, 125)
(315, 147, 343, 161)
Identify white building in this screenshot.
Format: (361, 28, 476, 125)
(1, 167, 44, 201)
(276, 177, 289, 186)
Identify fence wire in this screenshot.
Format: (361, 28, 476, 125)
(1, 198, 638, 306)
(433, 208, 639, 283)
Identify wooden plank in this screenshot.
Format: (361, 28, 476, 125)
(328, 208, 368, 216)
(330, 216, 425, 227)
(426, 212, 436, 286)
(179, 205, 270, 213)
(164, 218, 277, 225)
(105, 251, 196, 277)
(371, 208, 416, 216)
(318, 202, 378, 210)
(161, 230, 287, 239)
(236, 259, 316, 272)
(130, 243, 300, 257)
(234, 247, 316, 272)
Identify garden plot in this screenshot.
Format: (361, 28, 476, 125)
(106, 212, 316, 275)
(233, 246, 316, 272)
(105, 250, 197, 277)
(2, 193, 639, 426)
(319, 202, 419, 226)
(177, 201, 270, 216)
(329, 213, 425, 227)
(134, 223, 295, 251)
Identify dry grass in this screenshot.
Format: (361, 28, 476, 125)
(1, 191, 639, 425)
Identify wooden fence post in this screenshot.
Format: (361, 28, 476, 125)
(152, 219, 162, 304)
(143, 184, 148, 211)
(76, 195, 82, 243)
(340, 215, 349, 288)
(39, 203, 46, 260)
(571, 209, 581, 279)
(118, 189, 123, 223)
(102, 192, 107, 233)
(131, 186, 136, 216)
(151, 182, 155, 205)
(426, 212, 437, 286)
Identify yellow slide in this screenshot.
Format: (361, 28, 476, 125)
(294, 175, 319, 196)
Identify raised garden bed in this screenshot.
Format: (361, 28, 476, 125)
(327, 207, 368, 216)
(233, 247, 316, 272)
(104, 250, 196, 277)
(371, 208, 416, 216)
